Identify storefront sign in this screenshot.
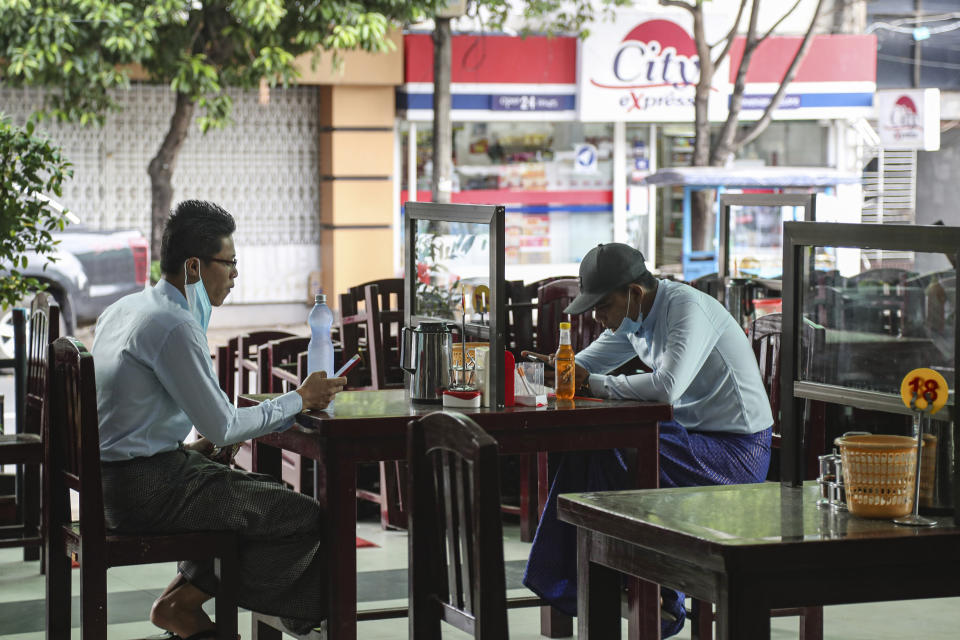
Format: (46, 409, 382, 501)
(491, 94, 572, 111)
(876, 88, 940, 151)
(578, 10, 728, 122)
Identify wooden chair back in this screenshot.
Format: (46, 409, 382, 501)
(748, 313, 826, 479)
(536, 278, 603, 355)
(689, 272, 722, 300)
(364, 281, 406, 389)
(236, 331, 296, 396)
(27, 293, 59, 401)
(339, 278, 404, 388)
(46, 338, 106, 547)
(408, 411, 508, 640)
(257, 336, 311, 393)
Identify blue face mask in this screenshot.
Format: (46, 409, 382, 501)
(614, 287, 643, 338)
(184, 260, 212, 333)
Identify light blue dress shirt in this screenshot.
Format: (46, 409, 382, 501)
(576, 279, 773, 434)
(93, 279, 303, 462)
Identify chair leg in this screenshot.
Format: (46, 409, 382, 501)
(45, 547, 72, 640)
(380, 461, 407, 530)
(518, 454, 537, 542)
(214, 538, 239, 640)
(691, 598, 714, 640)
(79, 558, 108, 639)
(23, 462, 40, 562)
(799, 606, 824, 640)
(251, 613, 284, 640)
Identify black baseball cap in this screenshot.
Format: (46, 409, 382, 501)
(564, 243, 649, 315)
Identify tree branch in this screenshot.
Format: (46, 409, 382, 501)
(735, 0, 827, 149)
(659, 0, 695, 13)
(709, 0, 761, 165)
(710, 0, 748, 68)
(756, 0, 803, 46)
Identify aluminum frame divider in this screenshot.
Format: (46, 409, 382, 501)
(717, 193, 816, 305)
(780, 221, 960, 526)
(404, 202, 507, 408)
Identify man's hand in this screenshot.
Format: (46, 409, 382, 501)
(183, 437, 215, 457)
(296, 370, 347, 411)
(521, 350, 589, 392)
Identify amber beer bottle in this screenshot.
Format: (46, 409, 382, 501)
(555, 321, 576, 401)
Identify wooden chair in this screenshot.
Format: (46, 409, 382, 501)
(689, 312, 825, 640)
(363, 281, 406, 390)
(0, 294, 59, 562)
(229, 331, 296, 473)
(44, 337, 239, 640)
(407, 411, 508, 640)
(338, 278, 404, 389)
(238, 330, 297, 397)
(690, 272, 723, 300)
(257, 336, 311, 395)
(843, 268, 914, 336)
(535, 278, 604, 354)
(256, 336, 315, 496)
(0, 307, 41, 558)
(360, 282, 408, 530)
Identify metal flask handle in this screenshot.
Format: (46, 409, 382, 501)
(400, 325, 418, 374)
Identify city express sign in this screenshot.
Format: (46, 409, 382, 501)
(578, 11, 729, 122)
(876, 88, 940, 151)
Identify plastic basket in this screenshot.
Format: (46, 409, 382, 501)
(834, 434, 921, 518)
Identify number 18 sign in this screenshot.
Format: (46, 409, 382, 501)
(900, 367, 949, 415)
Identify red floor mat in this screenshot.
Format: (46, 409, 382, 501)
(356, 536, 378, 548)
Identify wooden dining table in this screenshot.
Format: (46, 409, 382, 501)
(241, 389, 671, 640)
(560, 481, 960, 640)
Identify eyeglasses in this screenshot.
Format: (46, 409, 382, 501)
(207, 257, 238, 268)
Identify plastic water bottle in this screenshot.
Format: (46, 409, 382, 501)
(307, 291, 334, 377)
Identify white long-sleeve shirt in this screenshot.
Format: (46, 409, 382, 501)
(93, 279, 302, 461)
(576, 279, 773, 434)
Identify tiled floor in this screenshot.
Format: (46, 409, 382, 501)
(2, 515, 960, 639)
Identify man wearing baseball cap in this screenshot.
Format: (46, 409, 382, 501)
(522, 242, 773, 637)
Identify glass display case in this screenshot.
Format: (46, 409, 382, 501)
(404, 202, 506, 407)
(780, 222, 960, 504)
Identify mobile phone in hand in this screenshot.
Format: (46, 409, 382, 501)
(334, 353, 362, 378)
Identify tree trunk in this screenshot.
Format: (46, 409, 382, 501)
(689, 3, 715, 252)
(431, 17, 453, 204)
(148, 92, 195, 261)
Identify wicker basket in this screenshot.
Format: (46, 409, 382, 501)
(834, 434, 921, 519)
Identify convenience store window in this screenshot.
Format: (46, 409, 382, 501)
(399, 121, 615, 277)
(736, 121, 828, 167)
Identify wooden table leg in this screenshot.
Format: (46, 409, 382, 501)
(716, 581, 769, 640)
(626, 424, 660, 640)
(538, 451, 573, 638)
(252, 439, 282, 481)
(319, 443, 360, 640)
(577, 529, 621, 640)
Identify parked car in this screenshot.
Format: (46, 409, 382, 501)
(0, 198, 148, 359)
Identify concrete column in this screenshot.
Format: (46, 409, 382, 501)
(319, 85, 396, 305)
(613, 120, 627, 243)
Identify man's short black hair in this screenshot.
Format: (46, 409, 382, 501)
(160, 200, 236, 275)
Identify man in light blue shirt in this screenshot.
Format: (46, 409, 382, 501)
(522, 243, 773, 637)
(93, 200, 345, 639)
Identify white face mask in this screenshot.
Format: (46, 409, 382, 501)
(184, 260, 212, 333)
(614, 287, 643, 338)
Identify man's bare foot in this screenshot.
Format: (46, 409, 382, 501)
(149, 581, 215, 638)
